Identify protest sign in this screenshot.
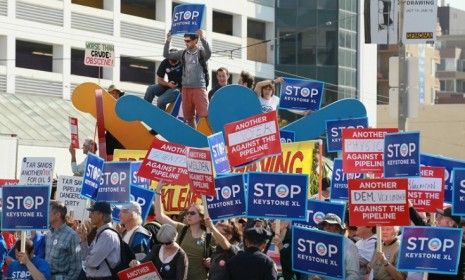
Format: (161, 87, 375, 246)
(206, 174, 246, 221)
(130, 185, 156, 222)
(19, 157, 55, 186)
(279, 78, 324, 111)
(325, 117, 368, 152)
(2, 185, 50, 230)
(384, 131, 420, 177)
(84, 41, 114, 67)
(397, 226, 462, 274)
(453, 168, 465, 215)
(96, 162, 131, 203)
(280, 130, 295, 143)
(0, 179, 18, 186)
(187, 147, 215, 196)
(403, 0, 438, 44)
(408, 166, 444, 212)
(247, 172, 308, 220)
(293, 200, 346, 230)
(349, 178, 409, 226)
(342, 128, 398, 174)
(207, 132, 231, 174)
(130, 161, 151, 189)
(117, 261, 161, 280)
(224, 111, 281, 167)
(330, 159, 363, 201)
(292, 227, 344, 279)
(171, 4, 205, 35)
(69, 117, 79, 149)
(138, 138, 189, 185)
(81, 153, 104, 200)
(420, 153, 465, 203)
(56, 176, 88, 221)
(113, 149, 202, 215)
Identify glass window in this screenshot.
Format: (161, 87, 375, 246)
(298, 31, 316, 65)
(16, 40, 53, 72)
(71, 49, 102, 78)
(213, 11, 233, 36)
(278, 31, 297, 64)
(318, 0, 337, 10)
(71, 0, 103, 9)
(248, 20, 266, 40)
(120, 56, 155, 84)
(121, 0, 155, 20)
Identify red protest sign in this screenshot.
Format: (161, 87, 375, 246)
(138, 138, 189, 185)
(187, 147, 215, 196)
(349, 178, 409, 226)
(0, 179, 19, 186)
(342, 128, 398, 174)
(224, 111, 281, 167)
(408, 166, 445, 212)
(117, 261, 161, 280)
(69, 117, 80, 149)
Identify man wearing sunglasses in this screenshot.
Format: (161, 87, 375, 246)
(164, 29, 211, 128)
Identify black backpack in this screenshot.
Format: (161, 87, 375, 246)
(181, 49, 209, 87)
(143, 220, 162, 246)
(96, 227, 135, 279)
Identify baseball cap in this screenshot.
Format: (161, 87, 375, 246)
(244, 227, 271, 244)
(107, 85, 119, 92)
(318, 213, 345, 230)
(119, 201, 142, 216)
(436, 207, 461, 225)
(87, 201, 112, 215)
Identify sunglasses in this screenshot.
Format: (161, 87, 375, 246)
(184, 39, 192, 43)
(186, 211, 198, 216)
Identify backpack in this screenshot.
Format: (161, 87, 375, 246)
(177, 225, 213, 259)
(96, 227, 135, 279)
(181, 49, 209, 87)
(143, 220, 162, 246)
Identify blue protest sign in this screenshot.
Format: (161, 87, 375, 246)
(421, 153, 465, 203)
(112, 206, 120, 222)
(247, 172, 308, 220)
(384, 132, 420, 178)
(206, 174, 246, 221)
(330, 159, 363, 201)
(171, 4, 205, 35)
(2, 185, 50, 230)
(207, 132, 231, 174)
(292, 227, 345, 279)
(398, 226, 463, 274)
(130, 161, 151, 189)
(81, 153, 104, 200)
(452, 168, 465, 216)
(280, 130, 295, 143)
(130, 185, 156, 222)
(325, 117, 368, 152)
(293, 200, 346, 230)
(96, 162, 131, 203)
(279, 78, 324, 111)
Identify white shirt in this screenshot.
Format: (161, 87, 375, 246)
(259, 95, 280, 112)
(123, 226, 137, 244)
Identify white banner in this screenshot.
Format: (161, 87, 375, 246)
(56, 176, 89, 221)
(365, 0, 399, 44)
(403, 0, 438, 44)
(84, 42, 114, 68)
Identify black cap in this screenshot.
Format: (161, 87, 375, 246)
(87, 201, 112, 215)
(437, 207, 462, 226)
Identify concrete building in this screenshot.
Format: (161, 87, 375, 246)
(0, 0, 275, 177)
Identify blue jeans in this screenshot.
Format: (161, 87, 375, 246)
(144, 84, 180, 110)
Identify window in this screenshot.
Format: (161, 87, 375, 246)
(121, 0, 155, 20)
(213, 11, 233, 35)
(298, 31, 316, 65)
(16, 40, 53, 72)
(278, 31, 296, 64)
(120, 56, 155, 85)
(72, 0, 103, 9)
(248, 20, 266, 40)
(71, 49, 102, 78)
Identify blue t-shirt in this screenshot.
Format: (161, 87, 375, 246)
(0, 236, 7, 267)
(7, 256, 51, 280)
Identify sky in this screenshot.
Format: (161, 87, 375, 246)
(443, 0, 465, 11)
